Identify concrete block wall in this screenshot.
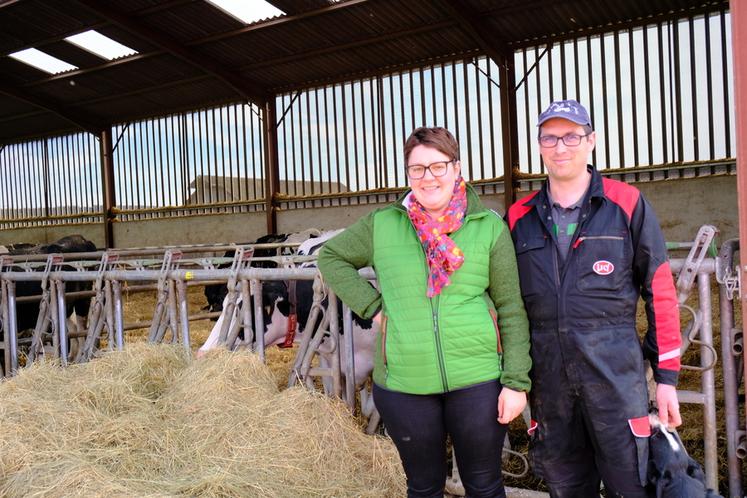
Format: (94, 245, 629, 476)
(0, 175, 738, 249)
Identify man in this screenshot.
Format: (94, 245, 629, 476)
(507, 100, 682, 497)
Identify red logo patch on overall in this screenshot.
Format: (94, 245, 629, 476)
(593, 260, 614, 275)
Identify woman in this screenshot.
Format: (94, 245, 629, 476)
(318, 127, 531, 498)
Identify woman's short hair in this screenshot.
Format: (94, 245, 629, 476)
(403, 127, 459, 165)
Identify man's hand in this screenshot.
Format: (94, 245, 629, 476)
(497, 387, 526, 424)
(656, 383, 682, 428)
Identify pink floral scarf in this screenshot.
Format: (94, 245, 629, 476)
(407, 176, 467, 297)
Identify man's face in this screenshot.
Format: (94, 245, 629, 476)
(538, 117, 596, 183)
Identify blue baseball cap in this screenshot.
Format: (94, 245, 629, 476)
(537, 99, 592, 128)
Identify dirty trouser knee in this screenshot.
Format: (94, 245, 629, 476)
(373, 380, 507, 498)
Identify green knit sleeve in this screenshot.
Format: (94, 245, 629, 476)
(317, 211, 382, 319)
(488, 219, 532, 392)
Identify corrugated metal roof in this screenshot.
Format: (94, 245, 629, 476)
(0, 0, 728, 143)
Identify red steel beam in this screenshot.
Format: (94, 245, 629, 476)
(732, 0, 747, 382)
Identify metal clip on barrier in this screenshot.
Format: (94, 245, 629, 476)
(676, 225, 718, 304)
(217, 247, 255, 350)
(28, 254, 65, 363)
(148, 249, 183, 344)
(78, 252, 120, 362)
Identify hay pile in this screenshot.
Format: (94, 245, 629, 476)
(0, 344, 405, 497)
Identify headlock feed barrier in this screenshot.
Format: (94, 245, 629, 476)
(0, 226, 743, 495)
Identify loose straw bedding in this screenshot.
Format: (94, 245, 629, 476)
(0, 344, 404, 497)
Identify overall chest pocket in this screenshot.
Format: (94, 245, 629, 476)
(575, 233, 631, 292)
(515, 236, 549, 297)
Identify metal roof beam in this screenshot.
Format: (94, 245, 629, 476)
(0, 82, 103, 133)
(243, 20, 456, 71)
(74, 0, 269, 106)
(440, 0, 509, 65)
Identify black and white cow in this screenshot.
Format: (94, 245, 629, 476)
(198, 229, 377, 389)
(202, 228, 322, 313)
(1, 235, 97, 366)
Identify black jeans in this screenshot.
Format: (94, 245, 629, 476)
(373, 380, 507, 498)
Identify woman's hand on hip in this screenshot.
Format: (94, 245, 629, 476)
(497, 387, 526, 425)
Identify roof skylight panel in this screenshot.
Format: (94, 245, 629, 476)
(8, 48, 78, 74)
(65, 30, 138, 60)
(205, 0, 285, 24)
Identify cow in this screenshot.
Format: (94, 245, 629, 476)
(202, 228, 322, 313)
(198, 229, 377, 389)
(1, 235, 97, 366)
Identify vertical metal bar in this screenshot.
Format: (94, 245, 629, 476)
(289, 93, 298, 197)
(56, 280, 68, 367)
(419, 67, 426, 125)
(463, 62, 473, 178)
(487, 58, 496, 178)
(359, 83, 369, 191)
(500, 49, 519, 211)
(166, 115, 175, 207)
(216, 106, 231, 202)
(281, 95, 290, 198)
(332, 87, 342, 197)
(176, 279, 191, 355)
(522, 49, 532, 171)
(113, 280, 124, 350)
(697, 272, 717, 489)
(573, 38, 580, 101)
(644, 26, 654, 165)
(600, 34, 611, 167)
(559, 40, 567, 99)
(672, 20, 684, 163)
(409, 70, 416, 129)
(1, 280, 10, 375)
(19, 142, 29, 220)
(341, 301, 356, 410)
(689, 17, 700, 161)
(300, 92, 308, 196)
(323, 87, 333, 193)
(341, 84, 351, 193)
(440, 63, 448, 129)
(378, 76, 389, 193)
(722, 9, 732, 157)
(7, 281, 18, 375)
(628, 29, 639, 167)
(704, 12, 715, 163)
(613, 31, 624, 168)
(251, 279, 265, 362)
(475, 60, 485, 180)
(399, 72, 407, 173)
(209, 108, 218, 206)
(718, 256, 742, 497)
(387, 75, 398, 187)
(586, 36, 598, 166)
(535, 46, 544, 174)
(306, 90, 314, 195)
(86, 133, 96, 214)
(658, 23, 669, 164)
(350, 83, 359, 192)
(238, 105, 247, 204)
(262, 99, 279, 234)
(314, 88, 323, 195)
(100, 128, 115, 248)
(547, 41, 554, 101)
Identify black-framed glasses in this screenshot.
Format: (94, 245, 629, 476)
(406, 160, 453, 179)
(538, 133, 590, 148)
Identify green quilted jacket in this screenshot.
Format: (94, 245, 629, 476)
(318, 185, 531, 394)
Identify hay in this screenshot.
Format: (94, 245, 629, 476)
(0, 344, 405, 497)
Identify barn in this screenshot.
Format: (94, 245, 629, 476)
(0, 0, 745, 495)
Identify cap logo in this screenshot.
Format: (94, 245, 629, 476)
(549, 102, 578, 115)
(593, 260, 614, 275)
